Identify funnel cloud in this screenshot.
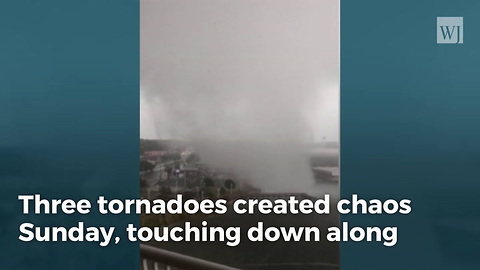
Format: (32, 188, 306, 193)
(141, 0, 339, 193)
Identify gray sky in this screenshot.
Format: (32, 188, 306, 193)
(140, 0, 339, 142)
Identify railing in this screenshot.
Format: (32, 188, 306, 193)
(140, 244, 242, 270)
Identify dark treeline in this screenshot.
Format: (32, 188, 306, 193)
(140, 139, 186, 154)
(141, 139, 339, 167)
(310, 155, 339, 167)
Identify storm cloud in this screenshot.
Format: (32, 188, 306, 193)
(140, 0, 339, 192)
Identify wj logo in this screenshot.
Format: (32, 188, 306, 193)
(437, 17, 463, 44)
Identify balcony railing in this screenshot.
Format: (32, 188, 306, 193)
(140, 244, 242, 270)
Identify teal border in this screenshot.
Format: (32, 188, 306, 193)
(341, 1, 480, 269)
(0, 1, 139, 269)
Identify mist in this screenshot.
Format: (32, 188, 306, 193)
(140, 0, 339, 193)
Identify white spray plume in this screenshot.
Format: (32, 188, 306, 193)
(141, 0, 339, 193)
